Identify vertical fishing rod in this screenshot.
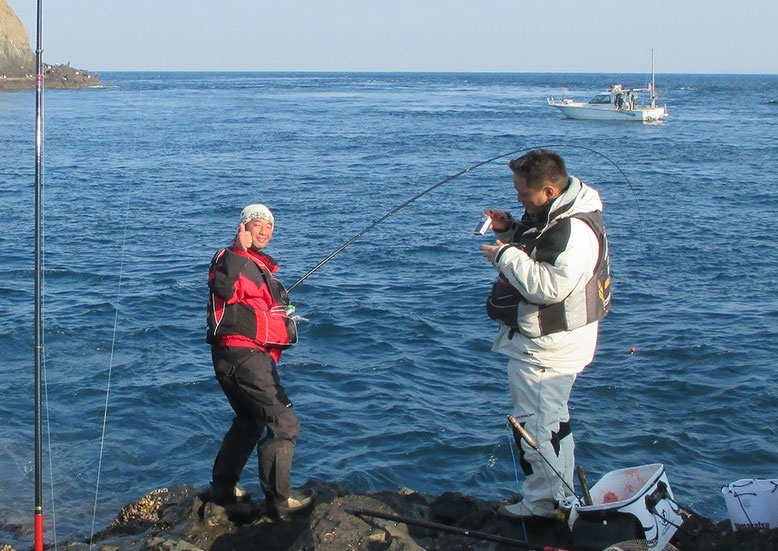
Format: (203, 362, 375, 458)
(34, 0, 45, 549)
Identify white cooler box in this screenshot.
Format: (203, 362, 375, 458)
(567, 463, 682, 551)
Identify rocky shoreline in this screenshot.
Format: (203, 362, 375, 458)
(3, 480, 777, 551)
(0, 63, 102, 90)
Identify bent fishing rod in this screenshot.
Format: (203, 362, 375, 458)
(286, 144, 639, 293)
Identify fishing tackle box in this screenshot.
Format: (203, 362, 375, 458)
(565, 463, 682, 551)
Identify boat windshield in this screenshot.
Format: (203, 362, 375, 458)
(588, 94, 613, 104)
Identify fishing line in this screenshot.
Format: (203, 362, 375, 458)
(42, 360, 60, 551)
(287, 143, 642, 293)
(507, 434, 523, 491)
(88, 223, 127, 550)
(39, 72, 61, 551)
(506, 435, 530, 542)
(88, 83, 146, 551)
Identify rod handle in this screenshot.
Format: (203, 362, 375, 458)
(576, 466, 593, 506)
(507, 415, 537, 450)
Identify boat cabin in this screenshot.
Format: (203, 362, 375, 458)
(588, 94, 613, 105)
(586, 85, 644, 110)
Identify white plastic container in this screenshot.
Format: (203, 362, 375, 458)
(568, 464, 682, 551)
(721, 478, 778, 531)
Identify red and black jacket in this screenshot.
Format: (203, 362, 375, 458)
(206, 243, 296, 361)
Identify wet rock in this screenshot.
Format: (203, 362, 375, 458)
(40, 481, 778, 551)
(114, 488, 170, 525)
(0, 522, 32, 537)
(201, 503, 231, 529)
(56, 543, 90, 551)
(430, 492, 489, 525)
(144, 536, 205, 551)
(288, 494, 425, 551)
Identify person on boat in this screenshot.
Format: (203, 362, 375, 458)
(480, 150, 610, 519)
(206, 203, 313, 516)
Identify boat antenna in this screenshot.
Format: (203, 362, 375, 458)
(286, 143, 640, 293)
(651, 48, 656, 108)
(33, 0, 45, 549)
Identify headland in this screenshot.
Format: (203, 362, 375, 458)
(0, 0, 102, 90)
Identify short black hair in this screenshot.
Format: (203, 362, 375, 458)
(509, 150, 568, 190)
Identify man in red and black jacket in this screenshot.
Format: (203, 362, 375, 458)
(207, 203, 313, 516)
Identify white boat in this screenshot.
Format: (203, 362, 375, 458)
(547, 84, 667, 122)
(548, 50, 668, 122)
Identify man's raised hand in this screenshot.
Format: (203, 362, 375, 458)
(483, 209, 510, 232)
(236, 222, 253, 251)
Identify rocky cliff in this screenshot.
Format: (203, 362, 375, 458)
(0, 0, 101, 89)
(0, 0, 35, 76)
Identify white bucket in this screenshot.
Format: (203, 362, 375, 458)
(721, 478, 778, 531)
(569, 464, 682, 551)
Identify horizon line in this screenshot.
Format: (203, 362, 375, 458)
(83, 69, 778, 76)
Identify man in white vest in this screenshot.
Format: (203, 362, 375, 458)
(480, 150, 610, 519)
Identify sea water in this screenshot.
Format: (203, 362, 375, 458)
(1, 72, 777, 546)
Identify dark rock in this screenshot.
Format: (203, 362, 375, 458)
(144, 537, 204, 551)
(289, 494, 425, 551)
(0, 522, 33, 537)
(41, 63, 103, 89)
(201, 503, 231, 530)
(12, 481, 777, 551)
(669, 509, 778, 551)
(430, 492, 486, 525)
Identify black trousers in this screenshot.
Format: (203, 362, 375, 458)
(211, 346, 300, 505)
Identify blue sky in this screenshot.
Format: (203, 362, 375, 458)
(10, 0, 777, 74)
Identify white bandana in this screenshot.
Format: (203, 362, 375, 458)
(240, 204, 274, 227)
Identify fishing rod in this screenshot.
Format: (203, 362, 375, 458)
(350, 508, 571, 551)
(287, 144, 640, 293)
(508, 415, 582, 503)
(510, 416, 696, 547)
(34, 0, 45, 549)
